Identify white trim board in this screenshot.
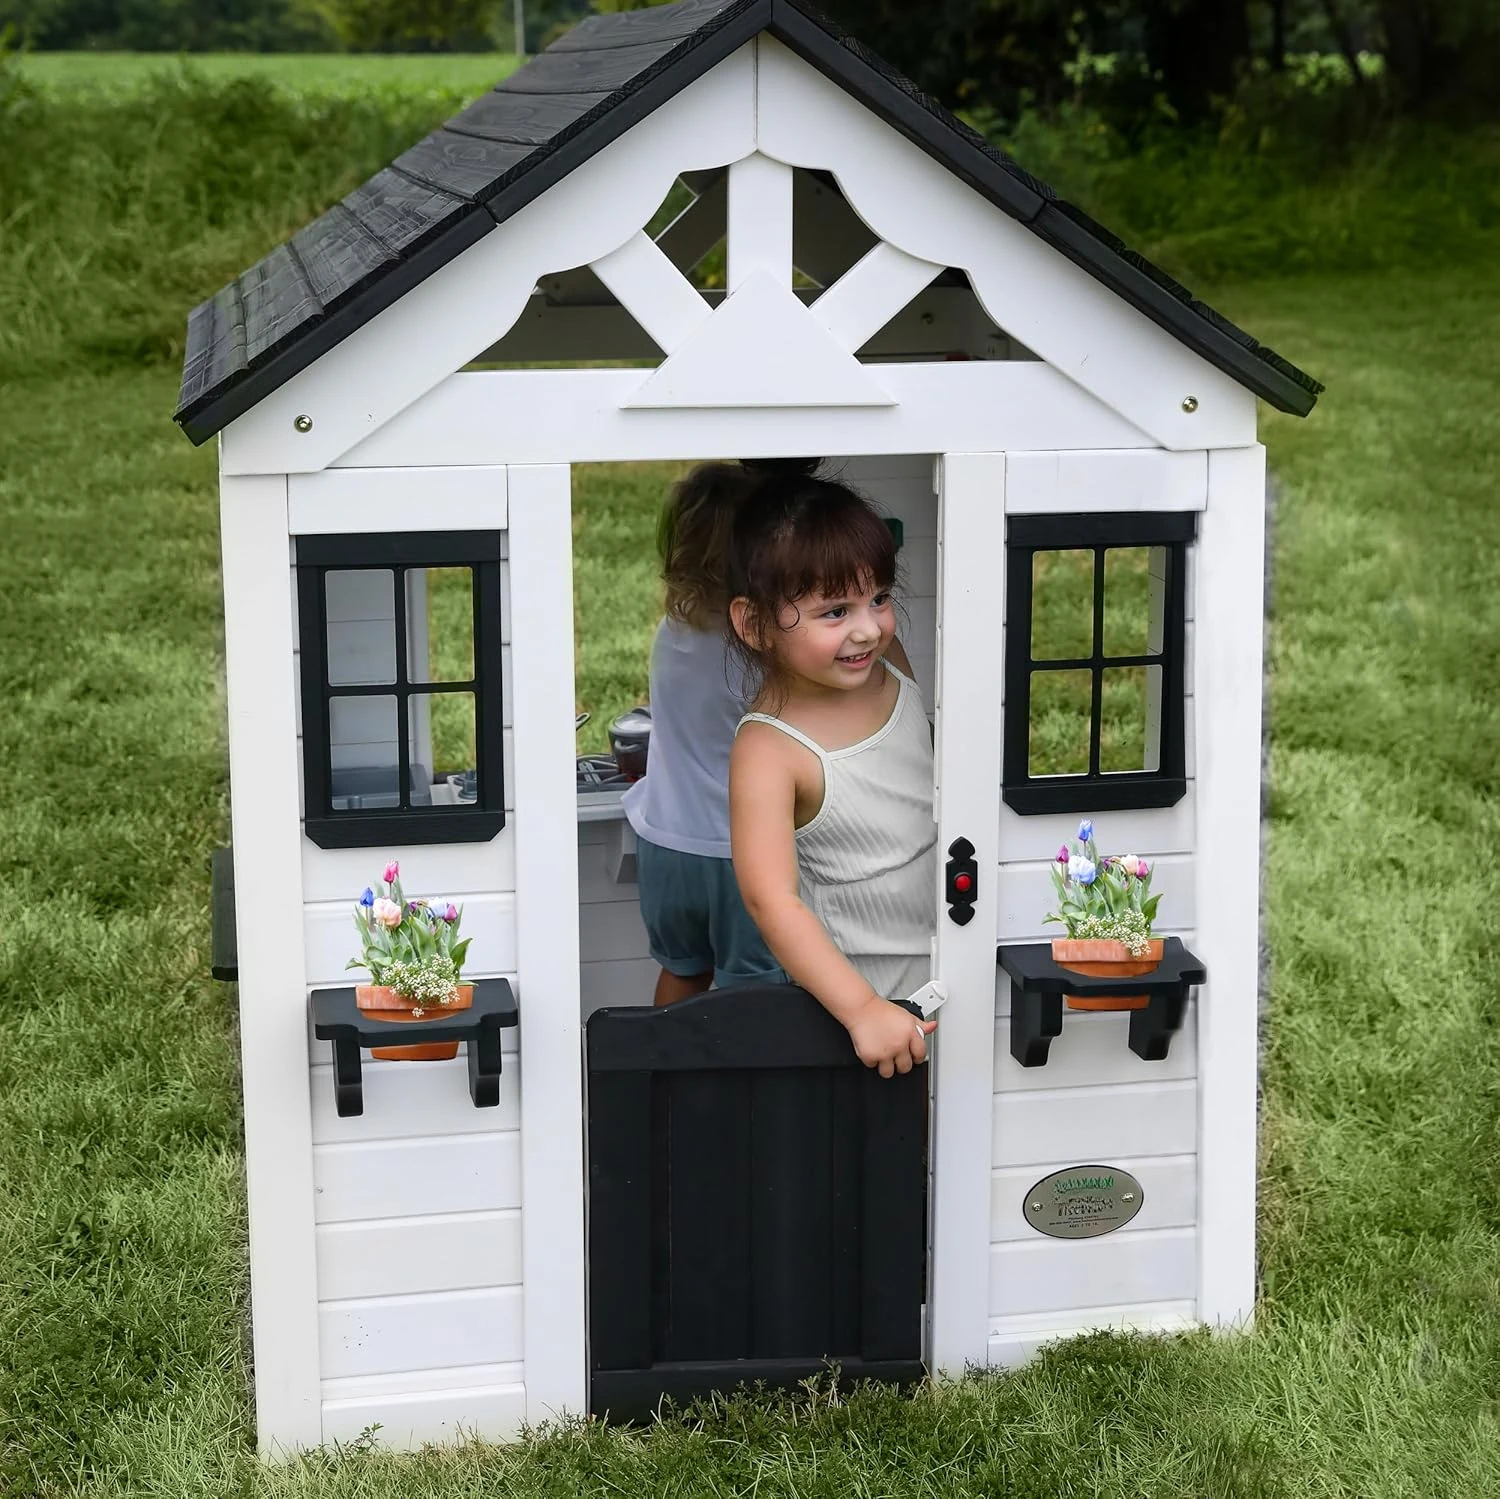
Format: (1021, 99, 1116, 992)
(219, 470, 323, 1455)
(1192, 444, 1266, 1330)
(507, 464, 588, 1425)
(1005, 449, 1207, 513)
(926, 453, 1007, 1377)
(334, 362, 1149, 470)
(289, 466, 509, 533)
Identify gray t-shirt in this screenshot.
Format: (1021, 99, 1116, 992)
(623, 617, 751, 860)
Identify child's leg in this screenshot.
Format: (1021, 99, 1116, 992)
(635, 836, 717, 1006)
(654, 967, 713, 1006)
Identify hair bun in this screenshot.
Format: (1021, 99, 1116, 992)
(740, 456, 821, 478)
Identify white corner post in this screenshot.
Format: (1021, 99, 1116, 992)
(1193, 443, 1267, 1329)
(218, 464, 323, 1453)
(928, 453, 1006, 1375)
(507, 464, 587, 1421)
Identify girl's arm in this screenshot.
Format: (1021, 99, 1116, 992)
(730, 726, 935, 1078)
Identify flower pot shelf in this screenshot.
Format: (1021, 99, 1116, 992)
(997, 938, 1206, 1068)
(310, 978, 519, 1117)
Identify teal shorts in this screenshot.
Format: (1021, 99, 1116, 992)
(635, 836, 785, 989)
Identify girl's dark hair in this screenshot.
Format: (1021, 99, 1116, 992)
(657, 461, 758, 630)
(727, 458, 898, 701)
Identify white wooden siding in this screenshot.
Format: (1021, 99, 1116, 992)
(313, 1133, 522, 1223)
(315, 1211, 524, 1299)
(987, 1300, 1197, 1369)
(321, 1366, 526, 1448)
(990, 1228, 1196, 1319)
(319, 1285, 524, 1380)
(991, 1004, 1198, 1091)
(992, 1077, 1196, 1168)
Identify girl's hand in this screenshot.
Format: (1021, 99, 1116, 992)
(848, 993, 937, 1079)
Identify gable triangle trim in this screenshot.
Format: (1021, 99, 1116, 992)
(624, 269, 893, 408)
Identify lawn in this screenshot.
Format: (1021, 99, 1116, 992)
(3, 55, 1500, 1497)
(3, 265, 1498, 1497)
(12, 51, 520, 97)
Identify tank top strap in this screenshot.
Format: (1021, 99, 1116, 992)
(735, 711, 830, 766)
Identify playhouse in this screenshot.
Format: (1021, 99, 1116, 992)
(176, 0, 1320, 1457)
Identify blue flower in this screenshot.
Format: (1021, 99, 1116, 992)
(1068, 856, 1097, 885)
(359, 887, 375, 908)
(1077, 819, 1094, 844)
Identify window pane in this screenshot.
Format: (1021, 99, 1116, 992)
(328, 695, 400, 809)
(1028, 669, 1092, 776)
(1030, 550, 1094, 662)
(411, 692, 478, 807)
(325, 570, 396, 686)
(410, 567, 476, 684)
(1101, 548, 1154, 657)
(1100, 665, 1162, 773)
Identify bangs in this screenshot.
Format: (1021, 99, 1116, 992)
(765, 484, 898, 605)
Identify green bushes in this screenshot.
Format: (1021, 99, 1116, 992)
(0, 60, 478, 379)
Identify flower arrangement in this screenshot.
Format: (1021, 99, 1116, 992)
(1044, 820, 1161, 958)
(348, 861, 471, 1015)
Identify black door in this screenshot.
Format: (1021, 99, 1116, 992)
(586, 983, 928, 1419)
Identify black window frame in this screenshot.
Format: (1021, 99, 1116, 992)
(1003, 511, 1194, 816)
(296, 530, 506, 850)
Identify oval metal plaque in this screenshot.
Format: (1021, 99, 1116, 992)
(1023, 1165, 1144, 1240)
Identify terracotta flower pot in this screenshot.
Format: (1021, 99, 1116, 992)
(1050, 939, 1164, 1011)
(356, 983, 473, 1061)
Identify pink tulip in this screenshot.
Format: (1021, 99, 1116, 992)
(1119, 854, 1141, 877)
(372, 897, 402, 927)
(442, 903, 459, 923)
(1136, 860, 1150, 879)
(1055, 845, 1070, 864)
(382, 860, 400, 884)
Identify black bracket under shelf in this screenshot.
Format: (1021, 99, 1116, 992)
(310, 978, 519, 1117)
(997, 937, 1206, 1068)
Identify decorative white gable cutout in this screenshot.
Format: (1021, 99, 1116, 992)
(624, 269, 894, 408)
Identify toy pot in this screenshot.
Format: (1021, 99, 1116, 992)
(355, 983, 473, 1061)
(1050, 939, 1164, 1011)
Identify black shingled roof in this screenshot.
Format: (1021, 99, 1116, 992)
(173, 0, 1322, 445)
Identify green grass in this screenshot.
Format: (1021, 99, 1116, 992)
(4, 263, 1500, 1495)
(13, 51, 520, 96)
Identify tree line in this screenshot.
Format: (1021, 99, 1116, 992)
(4, 0, 1496, 123)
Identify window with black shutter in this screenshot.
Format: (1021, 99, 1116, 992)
(296, 532, 505, 849)
(1003, 512, 1193, 815)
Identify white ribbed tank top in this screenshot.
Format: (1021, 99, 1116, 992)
(737, 663, 936, 1001)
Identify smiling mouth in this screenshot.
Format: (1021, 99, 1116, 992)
(836, 651, 873, 666)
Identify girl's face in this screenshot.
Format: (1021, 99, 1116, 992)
(772, 572, 895, 694)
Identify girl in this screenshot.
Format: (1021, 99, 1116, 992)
(622, 463, 785, 1004)
(728, 460, 938, 1078)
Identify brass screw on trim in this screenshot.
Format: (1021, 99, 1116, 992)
(1029, 1201, 1043, 1212)
(1181, 396, 1199, 413)
(294, 414, 314, 433)
(1121, 1192, 1136, 1203)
